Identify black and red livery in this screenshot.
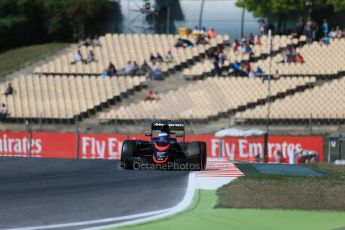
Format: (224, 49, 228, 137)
(120, 120, 207, 170)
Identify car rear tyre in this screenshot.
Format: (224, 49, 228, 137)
(187, 142, 203, 171)
(121, 140, 136, 169)
(197, 141, 207, 170)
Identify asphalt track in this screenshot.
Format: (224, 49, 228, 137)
(0, 157, 189, 230)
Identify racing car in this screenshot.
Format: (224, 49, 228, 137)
(120, 120, 207, 170)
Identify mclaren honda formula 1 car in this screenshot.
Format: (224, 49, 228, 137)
(120, 121, 207, 170)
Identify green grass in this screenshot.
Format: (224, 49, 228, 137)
(0, 43, 69, 78)
(217, 164, 345, 211)
(113, 190, 345, 230)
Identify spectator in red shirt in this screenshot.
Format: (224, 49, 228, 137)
(295, 53, 304, 63)
(145, 88, 155, 101)
(208, 28, 216, 39)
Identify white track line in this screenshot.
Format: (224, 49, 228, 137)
(2, 209, 169, 230)
(4, 160, 244, 230)
(2, 173, 196, 230)
(83, 172, 197, 230)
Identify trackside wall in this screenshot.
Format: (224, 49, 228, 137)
(0, 132, 324, 163)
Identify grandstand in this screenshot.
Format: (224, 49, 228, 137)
(98, 76, 315, 120)
(33, 34, 228, 76)
(235, 77, 345, 123)
(251, 38, 345, 76)
(2, 30, 345, 134)
(183, 35, 307, 80)
(0, 75, 145, 121)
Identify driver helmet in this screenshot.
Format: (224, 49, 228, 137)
(158, 132, 169, 141)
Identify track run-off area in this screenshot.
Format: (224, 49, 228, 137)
(0, 157, 242, 230)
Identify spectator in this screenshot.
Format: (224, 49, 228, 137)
(255, 36, 262, 46)
(196, 35, 208, 45)
(87, 50, 95, 63)
(151, 60, 162, 79)
(165, 50, 174, 63)
(156, 52, 164, 62)
(279, 48, 288, 63)
(320, 36, 331, 45)
(245, 44, 253, 54)
(139, 61, 151, 75)
(175, 38, 193, 48)
(150, 53, 156, 63)
(291, 46, 297, 58)
(92, 35, 101, 47)
(273, 70, 280, 79)
(336, 26, 342, 39)
(206, 49, 214, 59)
(248, 70, 256, 78)
(212, 55, 221, 76)
(201, 27, 207, 36)
(208, 28, 216, 39)
(259, 19, 267, 35)
(182, 38, 194, 48)
(295, 53, 304, 63)
(104, 62, 117, 77)
(71, 50, 84, 64)
(285, 47, 294, 63)
(217, 48, 226, 66)
(145, 87, 155, 101)
(132, 61, 139, 75)
(142, 1, 151, 12)
(230, 61, 241, 76)
(83, 37, 92, 47)
(3, 83, 16, 97)
(295, 16, 304, 36)
(0, 104, 8, 120)
(329, 28, 337, 39)
(248, 33, 255, 45)
(192, 26, 200, 34)
(322, 19, 329, 37)
(121, 61, 135, 75)
(233, 39, 241, 53)
(256, 66, 264, 75)
(304, 17, 314, 43)
(238, 43, 246, 54)
(243, 61, 251, 73)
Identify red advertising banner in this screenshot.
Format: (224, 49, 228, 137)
(0, 131, 324, 163)
(211, 136, 324, 163)
(79, 134, 126, 159)
(0, 132, 77, 158)
(0, 131, 31, 157)
(32, 132, 77, 159)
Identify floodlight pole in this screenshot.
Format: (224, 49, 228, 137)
(264, 29, 273, 162)
(198, 0, 205, 29)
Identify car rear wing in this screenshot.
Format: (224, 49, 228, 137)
(150, 120, 185, 139)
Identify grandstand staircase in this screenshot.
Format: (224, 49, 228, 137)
(79, 70, 198, 132)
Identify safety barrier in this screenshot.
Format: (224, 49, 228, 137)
(0, 131, 323, 163)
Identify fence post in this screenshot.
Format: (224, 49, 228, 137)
(339, 139, 343, 161)
(114, 116, 118, 134)
(39, 114, 43, 132)
(328, 138, 331, 163)
(309, 114, 312, 135)
(26, 120, 32, 157)
(75, 116, 80, 159)
(189, 115, 195, 135)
